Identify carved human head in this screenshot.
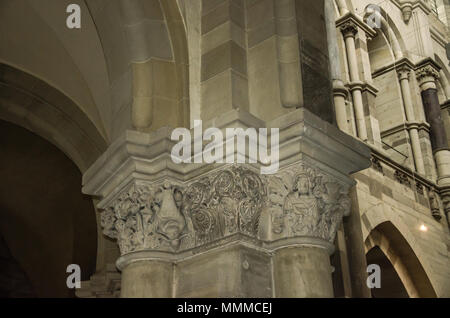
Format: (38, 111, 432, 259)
(294, 173, 312, 195)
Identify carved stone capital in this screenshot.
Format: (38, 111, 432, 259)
(340, 21, 358, 38)
(416, 65, 440, 88)
(101, 166, 267, 255)
(100, 163, 352, 256)
(397, 66, 411, 81)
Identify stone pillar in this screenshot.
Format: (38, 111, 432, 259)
(343, 187, 372, 298)
(397, 65, 426, 175)
(200, 0, 249, 121)
(416, 60, 450, 187)
(274, 246, 334, 298)
(340, 21, 368, 141)
(82, 107, 371, 298)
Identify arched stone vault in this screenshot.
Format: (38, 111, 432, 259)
(0, 0, 110, 141)
(0, 63, 107, 173)
(0, 0, 191, 146)
(0, 1, 191, 288)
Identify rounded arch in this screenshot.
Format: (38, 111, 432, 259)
(362, 205, 439, 297)
(0, 0, 110, 139)
(434, 54, 450, 102)
(0, 63, 107, 173)
(364, 4, 407, 61)
(367, 28, 396, 71)
(365, 221, 437, 298)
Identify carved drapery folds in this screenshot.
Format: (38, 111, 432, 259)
(101, 164, 351, 255)
(267, 164, 351, 242)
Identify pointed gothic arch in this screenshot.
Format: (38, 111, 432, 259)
(365, 221, 437, 298)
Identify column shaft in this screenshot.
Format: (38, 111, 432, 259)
(351, 87, 368, 141)
(398, 73, 425, 174)
(421, 88, 449, 150)
(274, 247, 334, 298)
(417, 62, 450, 186)
(120, 261, 173, 298)
(325, 0, 349, 133)
(334, 84, 350, 133)
(342, 23, 368, 140)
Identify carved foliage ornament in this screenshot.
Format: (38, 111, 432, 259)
(101, 165, 351, 255)
(183, 167, 266, 245)
(101, 182, 193, 254)
(416, 65, 440, 82)
(340, 21, 358, 38)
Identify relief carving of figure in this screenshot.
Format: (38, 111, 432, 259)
(429, 190, 442, 221)
(182, 167, 265, 245)
(283, 172, 320, 236)
(267, 164, 350, 242)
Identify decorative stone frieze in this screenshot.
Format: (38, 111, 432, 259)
(100, 163, 351, 256)
(394, 170, 411, 187)
(371, 157, 384, 174)
(416, 182, 424, 196)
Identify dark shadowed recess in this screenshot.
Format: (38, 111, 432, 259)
(366, 246, 409, 298)
(0, 120, 97, 298)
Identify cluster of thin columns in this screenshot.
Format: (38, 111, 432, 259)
(325, 7, 448, 180)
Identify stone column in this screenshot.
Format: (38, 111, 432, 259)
(340, 21, 368, 141)
(333, 83, 350, 134)
(325, 0, 349, 134)
(416, 61, 450, 187)
(397, 66, 426, 175)
(82, 107, 371, 298)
